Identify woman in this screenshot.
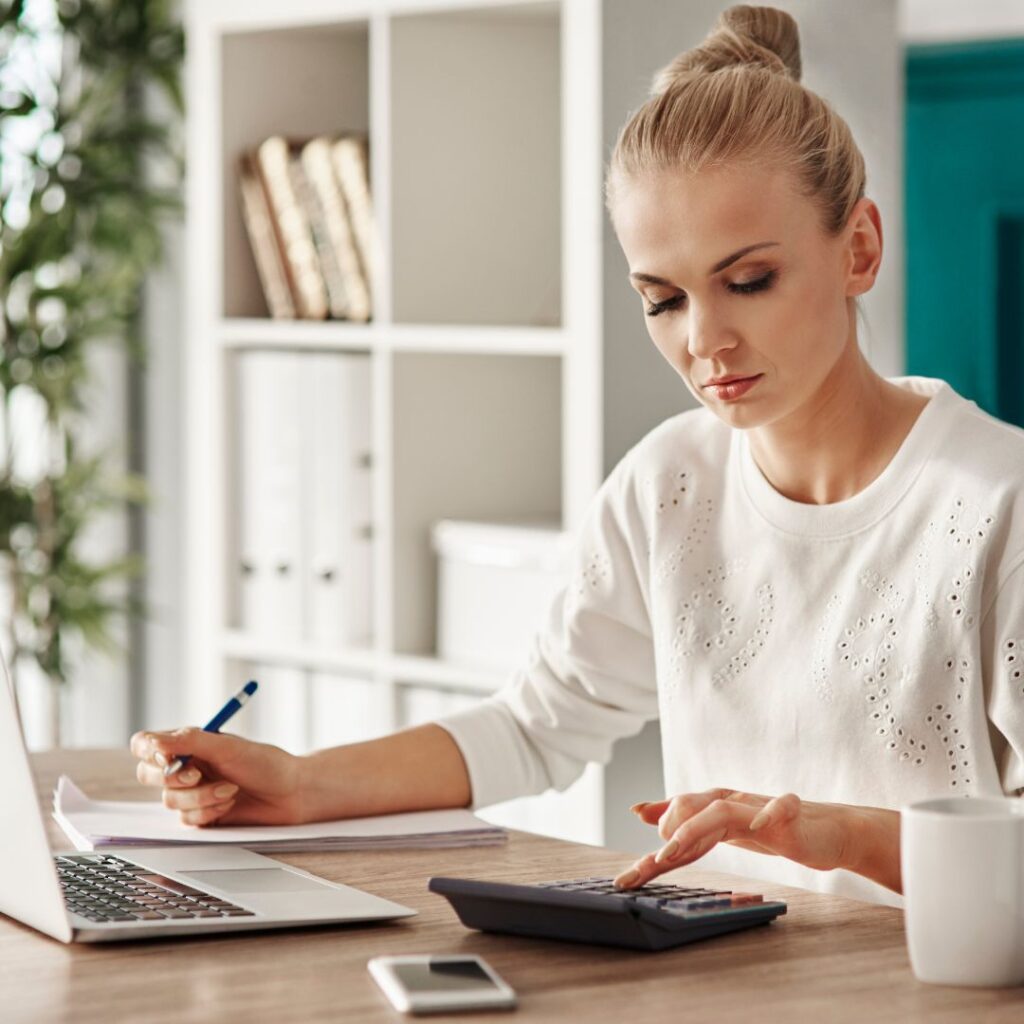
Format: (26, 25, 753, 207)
(131, 5, 1024, 907)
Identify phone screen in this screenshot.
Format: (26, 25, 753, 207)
(392, 959, 500, 994)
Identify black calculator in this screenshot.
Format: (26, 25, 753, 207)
(428, 876, 787, 952)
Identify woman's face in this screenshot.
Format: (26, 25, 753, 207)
(610, 163, 866, 430)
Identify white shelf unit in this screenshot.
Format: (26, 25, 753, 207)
(183, 0, 677, 852)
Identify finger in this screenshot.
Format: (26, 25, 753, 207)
(131, 730, 188, 773)
(180, 799, 236, 828)
(749, 792, 801, 832)
(130, 730, 172, 768)
(163, 726, 251, 766)
(655, 797, 761, 866)
(129, 731, 150, 760)
(656, 788, 744, 841)
(162, 781, 239, 813)
(136, 760, 205, 789)
(613, 851, 659, 890)
(132, 727, 249, 771)
(630, 799, 670, 825)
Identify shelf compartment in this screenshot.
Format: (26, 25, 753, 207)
(389, 3, 561, 327)
(389, 351, 562, 656)
(221, 20, 371, 319)
(226, 349, 376, 648)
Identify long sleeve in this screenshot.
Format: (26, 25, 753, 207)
(981, 552, 1024, 796)
(435, 454, 660, 810)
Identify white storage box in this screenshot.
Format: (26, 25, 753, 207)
(432, 520, 573, 672)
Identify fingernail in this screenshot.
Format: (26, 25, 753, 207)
(614, 868, 640, 889)
(153, 750, 167, 768)
(749, 810, 772, 832)
(214, 783, 238, 799)
(655, 839, 680, 864)
(630, 801, 651, 815)
(180, 769, 200, 784)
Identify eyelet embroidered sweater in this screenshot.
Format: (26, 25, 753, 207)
(436, 377, 1024, 907)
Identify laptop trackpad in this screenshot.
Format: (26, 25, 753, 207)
(183, 868, 329, 894)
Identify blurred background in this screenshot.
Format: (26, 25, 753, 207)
(1, 0, 1022, 852)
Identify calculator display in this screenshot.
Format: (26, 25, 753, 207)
(392, 959, 499, 994)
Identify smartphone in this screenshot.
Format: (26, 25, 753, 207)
(367, 954, 517, 1015)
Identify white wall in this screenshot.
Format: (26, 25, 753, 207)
(900, 0, 1024, 42)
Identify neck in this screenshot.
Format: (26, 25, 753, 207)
(747, 342, 923, 506)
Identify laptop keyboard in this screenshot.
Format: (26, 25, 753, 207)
(55, 853, 255, 924)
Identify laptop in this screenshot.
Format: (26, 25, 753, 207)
(0, 656, 416, 943)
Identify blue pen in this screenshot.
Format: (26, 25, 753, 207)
(163, 680, 259, 778)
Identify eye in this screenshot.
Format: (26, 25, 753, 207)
(643, 270, 777, 318)
(644, 294, 685, 318)
(729, 270, 777, 295)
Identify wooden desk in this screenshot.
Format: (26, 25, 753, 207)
(4, 750, 1023, 1023)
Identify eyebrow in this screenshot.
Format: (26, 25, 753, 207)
(628, 241, 781, 286)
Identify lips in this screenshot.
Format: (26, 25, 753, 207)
(702, 374, 763, 401)
(703, 374, 759, 388)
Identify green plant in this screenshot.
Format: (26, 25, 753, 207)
(0, 0, 183, 726)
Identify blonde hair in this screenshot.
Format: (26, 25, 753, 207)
(604, 4, 866, 239)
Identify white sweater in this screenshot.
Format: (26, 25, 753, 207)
(436, 377, 1024, 907)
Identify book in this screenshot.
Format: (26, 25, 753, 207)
(237, 152, 296, 319)
(255, 135, 329, 319)
(52, 775, 507, 853)
(300, 136, 372, 322)
(331, 134, 379, 304)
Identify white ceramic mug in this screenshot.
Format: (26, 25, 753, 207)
(901, 797, 1024, 986)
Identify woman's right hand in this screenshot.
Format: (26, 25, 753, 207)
(130, 727, 307, 828)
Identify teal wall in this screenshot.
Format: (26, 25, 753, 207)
(906, 39, 1024, 427)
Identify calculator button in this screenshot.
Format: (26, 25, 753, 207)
(729, 893, 764, 906)
(635, 896, 668, 909)
(663, 897, 732, 911)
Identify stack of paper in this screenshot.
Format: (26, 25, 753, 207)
(52, 776, 506, 853)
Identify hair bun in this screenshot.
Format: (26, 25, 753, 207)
(650, 4, 801, 96)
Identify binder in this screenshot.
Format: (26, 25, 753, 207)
(234, 351, 305, 642)
(235, 352, 272, 634)
(302, 353, 373, 648)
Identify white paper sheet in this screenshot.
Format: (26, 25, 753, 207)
(52, 775, 506, 852)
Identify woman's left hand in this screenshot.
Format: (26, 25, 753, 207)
(613, 787, 901, 893)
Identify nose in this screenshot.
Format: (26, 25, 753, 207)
(686, 301, 738, 362)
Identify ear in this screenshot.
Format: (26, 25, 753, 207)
(843, 196, 883, 298)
